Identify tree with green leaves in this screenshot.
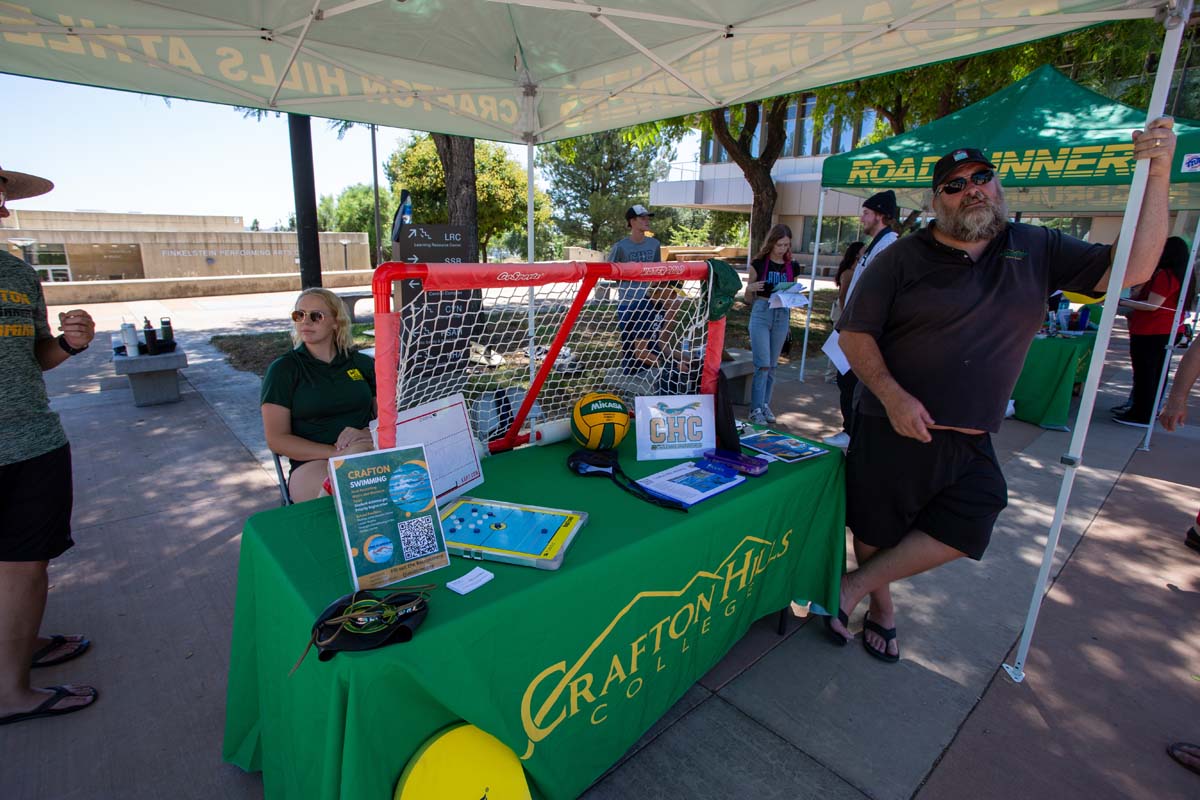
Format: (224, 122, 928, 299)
(537, 131, 673, 252)
(324, 183, 395, 266)
(386, 135, 539, 262)
(317, 194, 337, 232)
(812, 19, 1165, 138)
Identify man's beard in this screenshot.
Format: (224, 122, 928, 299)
(934, 184, 1009, 242)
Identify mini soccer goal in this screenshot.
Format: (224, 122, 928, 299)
(370, 261, 725, 454)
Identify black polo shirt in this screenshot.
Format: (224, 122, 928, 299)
(836, 223, 1111, 432)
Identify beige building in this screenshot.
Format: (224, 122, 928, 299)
(1, 209, 370, 282)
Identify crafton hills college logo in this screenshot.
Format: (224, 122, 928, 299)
(518, 529, 793, 759)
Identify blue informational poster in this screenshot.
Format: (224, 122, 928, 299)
(329, 445, 450, 589)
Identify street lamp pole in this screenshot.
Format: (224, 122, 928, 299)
(339, 239, 350, 271)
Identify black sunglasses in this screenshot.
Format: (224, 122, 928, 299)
(291, 309, 326, 323)
(937, 169, 995, 196)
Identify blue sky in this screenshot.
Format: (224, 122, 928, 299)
(0, 73, 698, 230)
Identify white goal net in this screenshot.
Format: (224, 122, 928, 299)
(371, 261, 721, 452)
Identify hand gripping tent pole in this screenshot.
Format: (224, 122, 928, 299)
(1003, 0, 1193, 684)
(1140, 217, 1200, 450)
(798, 188, 828, 381)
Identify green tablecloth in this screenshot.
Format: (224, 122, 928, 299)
(1011, 332, 1096, 429)
(223, 439, 845, 800)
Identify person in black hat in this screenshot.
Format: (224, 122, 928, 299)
(0, 164, 98, 726)
(610, 204, 664, 381)
(823, 190, 900, 448)
(827, 118, 1177, 663)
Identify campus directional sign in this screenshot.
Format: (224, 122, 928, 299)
(393, 225, 471, 265)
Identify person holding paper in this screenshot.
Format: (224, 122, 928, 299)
(823, 191, 899, 449)
(1114, 236, 1194, 427)
(262, 288, 377, 502)
(831, 125, 1175, 662)
(744, 224, 795, 425)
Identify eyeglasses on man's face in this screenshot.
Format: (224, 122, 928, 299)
(291, 309, 326, 323)
(936, 169, 995, 196)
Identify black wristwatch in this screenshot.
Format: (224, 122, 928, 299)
(57, 334, 88, 356)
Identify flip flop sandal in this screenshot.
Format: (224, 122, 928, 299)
(1185, 528, 1200, 554)
(1168, 742, 1200, 776)
(823, 608, 851, 647)
(0, 685, 98, 727)
(31, 634, 91, 669)
(862, 611, 900, 663)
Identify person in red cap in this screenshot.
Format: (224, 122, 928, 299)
(0, 165, 98, 726)
(827, 118, 1177, 663)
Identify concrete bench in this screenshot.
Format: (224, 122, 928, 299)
(720, 347, 755, 405)
(113, 349, 189, 406)
(338, 291, 374, 324)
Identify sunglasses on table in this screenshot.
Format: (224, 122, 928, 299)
(936, 169, 995, 196)
(291, 309, 326, 323)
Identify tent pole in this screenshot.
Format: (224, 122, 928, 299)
(798, 188, 828, 382)
(1003, 2, 1191, 684)
(527, 141, 535, 262)
(1139, 215, 1200, 450)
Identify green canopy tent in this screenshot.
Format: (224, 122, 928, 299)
(820, 63, 1200, 212)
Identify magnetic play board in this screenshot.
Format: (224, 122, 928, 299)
(439, 498, 587, 570)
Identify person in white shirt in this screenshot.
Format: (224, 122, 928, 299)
(823, 191, 900, 448)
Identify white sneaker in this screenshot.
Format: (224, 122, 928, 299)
(762, 405, 777, 423)
(822, 431, 851, 448)
(748, 408, 767, 425)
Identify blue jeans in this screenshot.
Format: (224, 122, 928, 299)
(748, 299, 790, 411)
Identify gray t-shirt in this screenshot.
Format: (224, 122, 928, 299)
(0, 251, 67, 465)
(608, 235, 661, 264)
(609, 236, 662, 304)
(836, 223, 1111, 432)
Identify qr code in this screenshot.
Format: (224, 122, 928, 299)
(397, 516, 438, 560)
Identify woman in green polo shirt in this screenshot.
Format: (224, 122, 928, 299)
(261, 288, 377, 502)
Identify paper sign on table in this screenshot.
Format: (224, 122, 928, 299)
(329, 444, 450, 590)
(634, 394, 715, 461)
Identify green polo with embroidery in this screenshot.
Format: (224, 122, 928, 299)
(260, 344, 376, 446)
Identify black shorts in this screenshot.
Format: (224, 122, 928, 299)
(0, 443, 75, 562)
(845, 414, 1006, 560)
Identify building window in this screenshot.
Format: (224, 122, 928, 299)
(33, 243, 68, 266)
(800, 216, 864, 256)
(697, 96, 873, 163)
(36, 267, 72, 282)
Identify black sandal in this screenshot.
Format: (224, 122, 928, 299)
(1185, 527, 1200, 554)
(862, 611, 899, 663)
(823, 608, 851, 647)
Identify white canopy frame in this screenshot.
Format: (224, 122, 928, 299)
(1005, 0, 1194, 683)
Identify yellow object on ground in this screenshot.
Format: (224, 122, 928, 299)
(394, 723, 531, 800)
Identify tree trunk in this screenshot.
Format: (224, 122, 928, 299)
(709, 98, 789, 258)
(431, 133, 479, 261)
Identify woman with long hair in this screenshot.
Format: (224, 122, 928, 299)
(261, 288, 377, 501)
(1115, 236, 1196, 427)
(744, 224, 795, 424)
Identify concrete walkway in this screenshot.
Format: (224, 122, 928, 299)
(2, 288, 1197, 799)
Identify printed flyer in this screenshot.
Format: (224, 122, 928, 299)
(329, 444, 450, 589)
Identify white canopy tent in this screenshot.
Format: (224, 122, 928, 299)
(0, 0, 1192, 681)
(0, 0, 1179, 259)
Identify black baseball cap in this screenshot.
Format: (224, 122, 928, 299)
(625, 204, 654, 221)
(863, 190, 898, 220)
(932, 148, 996, 190)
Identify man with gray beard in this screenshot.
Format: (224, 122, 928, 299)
(825, 120, 1176, 662)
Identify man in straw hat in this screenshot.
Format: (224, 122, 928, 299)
(0, 164, 98, 726)
(828, 117, 1176, 663)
